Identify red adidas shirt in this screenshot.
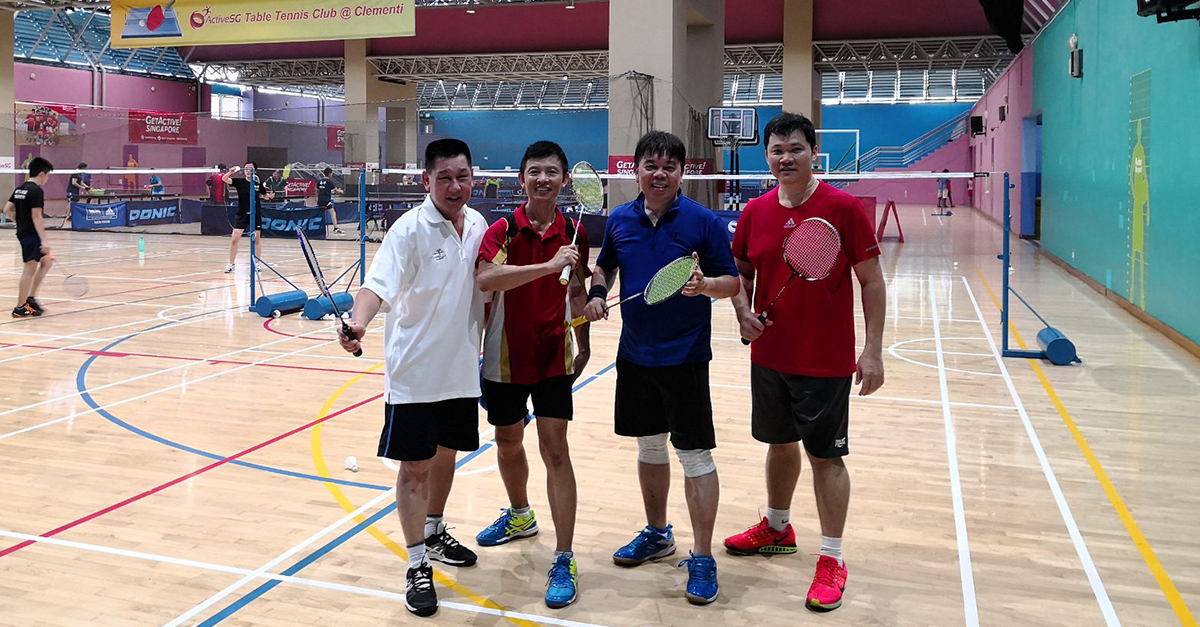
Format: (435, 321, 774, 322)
(477, 204, 590, 385)
(732, 182, 880, 377)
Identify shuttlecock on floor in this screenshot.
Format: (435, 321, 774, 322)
(344, 456, 359, 472)
(322, 313, 334, 321)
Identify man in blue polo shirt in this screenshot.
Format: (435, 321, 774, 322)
(582, 131, 739, 606)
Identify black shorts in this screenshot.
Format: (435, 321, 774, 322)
(614, 357, 715, 451)
(233, 211, 253, 231)
(18, 234, 44, 263)
(483, 375, 573, 426)
(751, 363, 851, 458)
(378, 398, 480, 462)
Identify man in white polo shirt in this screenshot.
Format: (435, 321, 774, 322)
(339, 138, 487, 618)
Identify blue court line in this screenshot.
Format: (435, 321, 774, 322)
(199, 361, 617, 625)
(74, 314, 389, 492)
(197, 443, 495, 627)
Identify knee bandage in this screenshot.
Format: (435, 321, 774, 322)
(674, 448, 716, 478)
(637, 434, 670, 465)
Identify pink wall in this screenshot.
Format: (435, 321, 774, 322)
(104, 72, 199, 112)
(840, 135, 972, 204)
(968, 47, 1034, 226)
(14, 63, 93, 106)
(14, 62, 198, 112)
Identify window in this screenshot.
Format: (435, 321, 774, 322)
(211, 93, 244, 120)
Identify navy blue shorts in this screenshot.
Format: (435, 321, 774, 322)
(18, 234, 44, 263)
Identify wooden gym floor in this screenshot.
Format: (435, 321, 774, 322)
(0, 204, 1196, 627)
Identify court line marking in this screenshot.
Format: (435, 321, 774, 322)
(0, 306, 235, 366)
(0, 246, 226, 275)
(928, 275, 980, 627)
(202, 362, 619, 625)
(0, 391, 383, 558)
(0, 329, 338, 439)
(887, 341, 1004, 378)
(970, 273, 1168, 626)
(0, 529, 611, 627)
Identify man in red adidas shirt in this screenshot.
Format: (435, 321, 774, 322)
(474, 140, 590, 608)
(726, 112, 886, 612)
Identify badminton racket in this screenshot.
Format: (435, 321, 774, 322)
(571, 255, 696, 327)
(295, 226, 361, 356)
(741, 217, 841, 345)
(559, 161, 604, 285)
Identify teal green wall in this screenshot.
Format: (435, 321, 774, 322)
(1034, 0, 1200, 345)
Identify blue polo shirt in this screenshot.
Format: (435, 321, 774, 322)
(596, 192, 739, 367)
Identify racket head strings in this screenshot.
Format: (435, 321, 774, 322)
(784, 217, 841, 280)
(643, 256, 698, 305)
(569, 161, 604, 214)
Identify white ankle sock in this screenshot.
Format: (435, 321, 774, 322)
(512, 505, 531, 517)
(820, 536, 843, 565)
(424, 515, 444, 539)
(407, 543, 428, 569)
(766, 507, 790, 532)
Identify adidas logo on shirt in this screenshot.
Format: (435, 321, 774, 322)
(783, 217, 796, 229)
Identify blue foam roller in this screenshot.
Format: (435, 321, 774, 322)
(254, 289, 308, 318)
(1037, 326, 1078, 365)
(302, 291, 354, 320)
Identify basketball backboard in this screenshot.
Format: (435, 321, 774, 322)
(708, 107, 758, 144)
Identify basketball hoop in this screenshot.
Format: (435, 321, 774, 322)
(708, 107, 758, 210)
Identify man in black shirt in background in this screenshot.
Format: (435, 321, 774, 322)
(4, 158, 55, 317)
(316, 167, 345, 235)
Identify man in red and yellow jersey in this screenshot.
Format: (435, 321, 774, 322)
(474, 140, 590, 608)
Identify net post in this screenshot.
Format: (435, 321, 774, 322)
(249, 175, 257, 310)
(359, 168, 367, 285)
(1001, 171, 1012, 353)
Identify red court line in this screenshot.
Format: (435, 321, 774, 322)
(0, 393, 384, 558)
(0, 342, 384, 377)
(263, 317, 329, 341)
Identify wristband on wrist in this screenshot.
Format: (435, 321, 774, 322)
(588, 285, 609, 302)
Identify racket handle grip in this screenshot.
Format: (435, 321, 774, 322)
(740, 312, 769, 346)
(341, 321, 363, 358)
(558, 264, 572, 286)
(570, 314, 589, 328)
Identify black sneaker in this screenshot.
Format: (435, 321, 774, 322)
(11, 304, 39, 318)
(405, 563, 437, 617)
(426, 524, 478, 567)
(25, 297, 42, 314)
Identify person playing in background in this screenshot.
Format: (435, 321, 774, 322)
(474, 141, 591, 608)
(316, 167, 345, 235)
(147, 169, 165, 196)
(4, 158, 55, 318)
(222, 161, 274, 274)
(582, 131, 740, 606)
(67, 163, 90, 203)
(937, 168, 951, 209)
(267, 169, 286, 198)
(125, 154, 138, 191)
(337, 139, 486, 617)
(727, 112, 886, 613)
(207, 164, 228, 203)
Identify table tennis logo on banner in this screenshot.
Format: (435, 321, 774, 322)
(128, 206, 177, 222)
(87, 206, 120, 224)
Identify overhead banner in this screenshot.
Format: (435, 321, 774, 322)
(111, 0, 415, 49)
(129, 110, 199, 145)
(327, 126, 346, 151)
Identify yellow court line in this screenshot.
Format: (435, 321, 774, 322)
(975, 266, 1198, 627)
(309, 363, 539, 627)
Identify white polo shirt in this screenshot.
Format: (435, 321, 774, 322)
(363, 195, 487, 404)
